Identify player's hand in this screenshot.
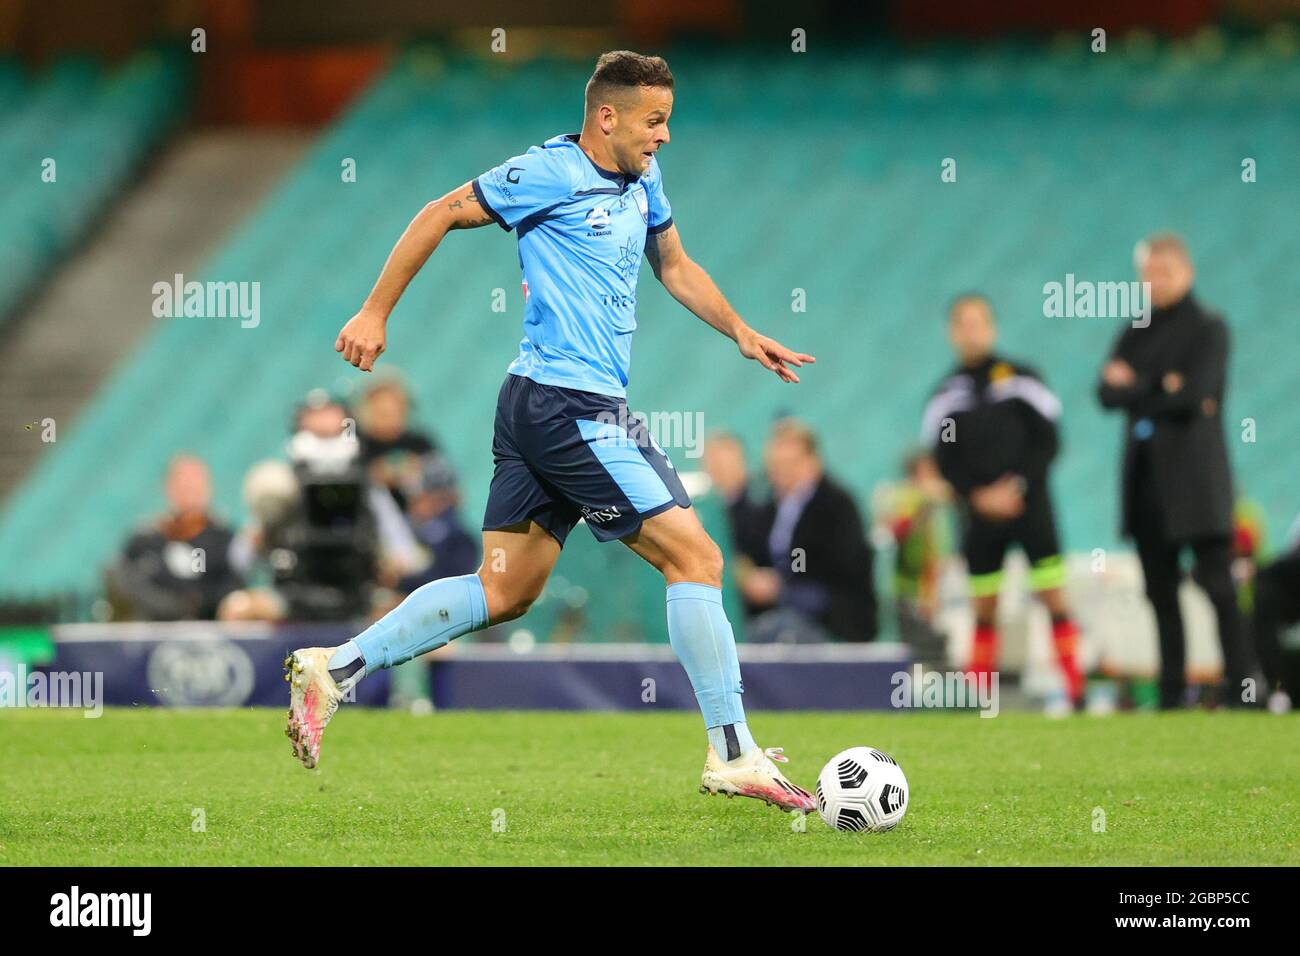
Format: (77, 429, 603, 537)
(1162, 371, 1184, 394)
(736, 328, 815, 384)
(335, 310, 388, 372)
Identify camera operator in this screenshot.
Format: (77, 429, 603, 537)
(220, 390, 424, 623)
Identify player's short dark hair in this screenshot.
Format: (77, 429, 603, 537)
(947, 291, 995, 322)
(585, 51, 674, 114)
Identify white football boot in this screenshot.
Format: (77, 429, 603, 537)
(284, 648, 350, 769)
(700, 745, 817, 813)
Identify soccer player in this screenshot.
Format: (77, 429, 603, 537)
(921, 294, 1083, 711)
(283, 51, 817, 812)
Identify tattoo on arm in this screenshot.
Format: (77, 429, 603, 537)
(450, 214, 494, 230)
(645, 225, 682, 278)
(441, 182, 493, 230)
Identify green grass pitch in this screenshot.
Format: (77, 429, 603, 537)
(1, 708, 1296, 866)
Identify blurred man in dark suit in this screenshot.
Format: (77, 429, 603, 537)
(395, 453, 480, 594)
(702, 431, 774, 621)
(1097, 233, 1252, 708)
(736, 419, 877, 642)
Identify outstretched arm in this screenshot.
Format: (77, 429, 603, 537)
(645, 224, 815, 383)
(336, 182, 494, 371)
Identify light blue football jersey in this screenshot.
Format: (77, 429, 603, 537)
(472, 133, 673, 398)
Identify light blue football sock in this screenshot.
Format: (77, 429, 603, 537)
(666, 582, 756, 761)
(329, 573, 489, 677)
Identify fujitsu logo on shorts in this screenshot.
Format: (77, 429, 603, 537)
(582, 505, 622, 524)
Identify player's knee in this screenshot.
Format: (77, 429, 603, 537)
(477, 568, 543, 623)
(680, 537, 724, 588)
(490, 590, 537, 623)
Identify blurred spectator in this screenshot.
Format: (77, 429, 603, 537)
(355, 371, 438, 513)
(220, 389, 424, 623)
(395, 453, 480, 593)
(739, 419, 877, 643)
(1230, 495, 1268, 628)
(1250, 512, 1299, 714)
(878, 449, 953, 662)
(1097, 233, 1254, 708)
(702, 430, 774, 620)
(105, 454, 243, 620)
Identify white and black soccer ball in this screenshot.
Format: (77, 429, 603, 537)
(815, 746, 909, 833)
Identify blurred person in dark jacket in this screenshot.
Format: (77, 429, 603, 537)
(395, 453, 480, 593)
(221, 390, 423, 623)
(923, 294, 1084, 708)
(355, 372, 438, 513)
(106, 454, 243, 620)
(738, 419, 877, 642)
(878, 449, 953, 664)
(1251, 513, 1299, 715)
(1097, 233, 1253, 708)
(702, 431, 774, 620)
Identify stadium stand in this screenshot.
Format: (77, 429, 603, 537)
(1, 40, 1298, 642)
(0, 49, 191, 321)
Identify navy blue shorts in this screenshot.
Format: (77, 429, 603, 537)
(483, 373, 692, 546)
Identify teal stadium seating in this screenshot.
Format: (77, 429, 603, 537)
(0, 50, 190, 320)
(1, 39, 1297, 640)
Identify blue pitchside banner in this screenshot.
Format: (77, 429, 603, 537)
(38, 624, 909, 711)
(44, 622, 391, 708)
